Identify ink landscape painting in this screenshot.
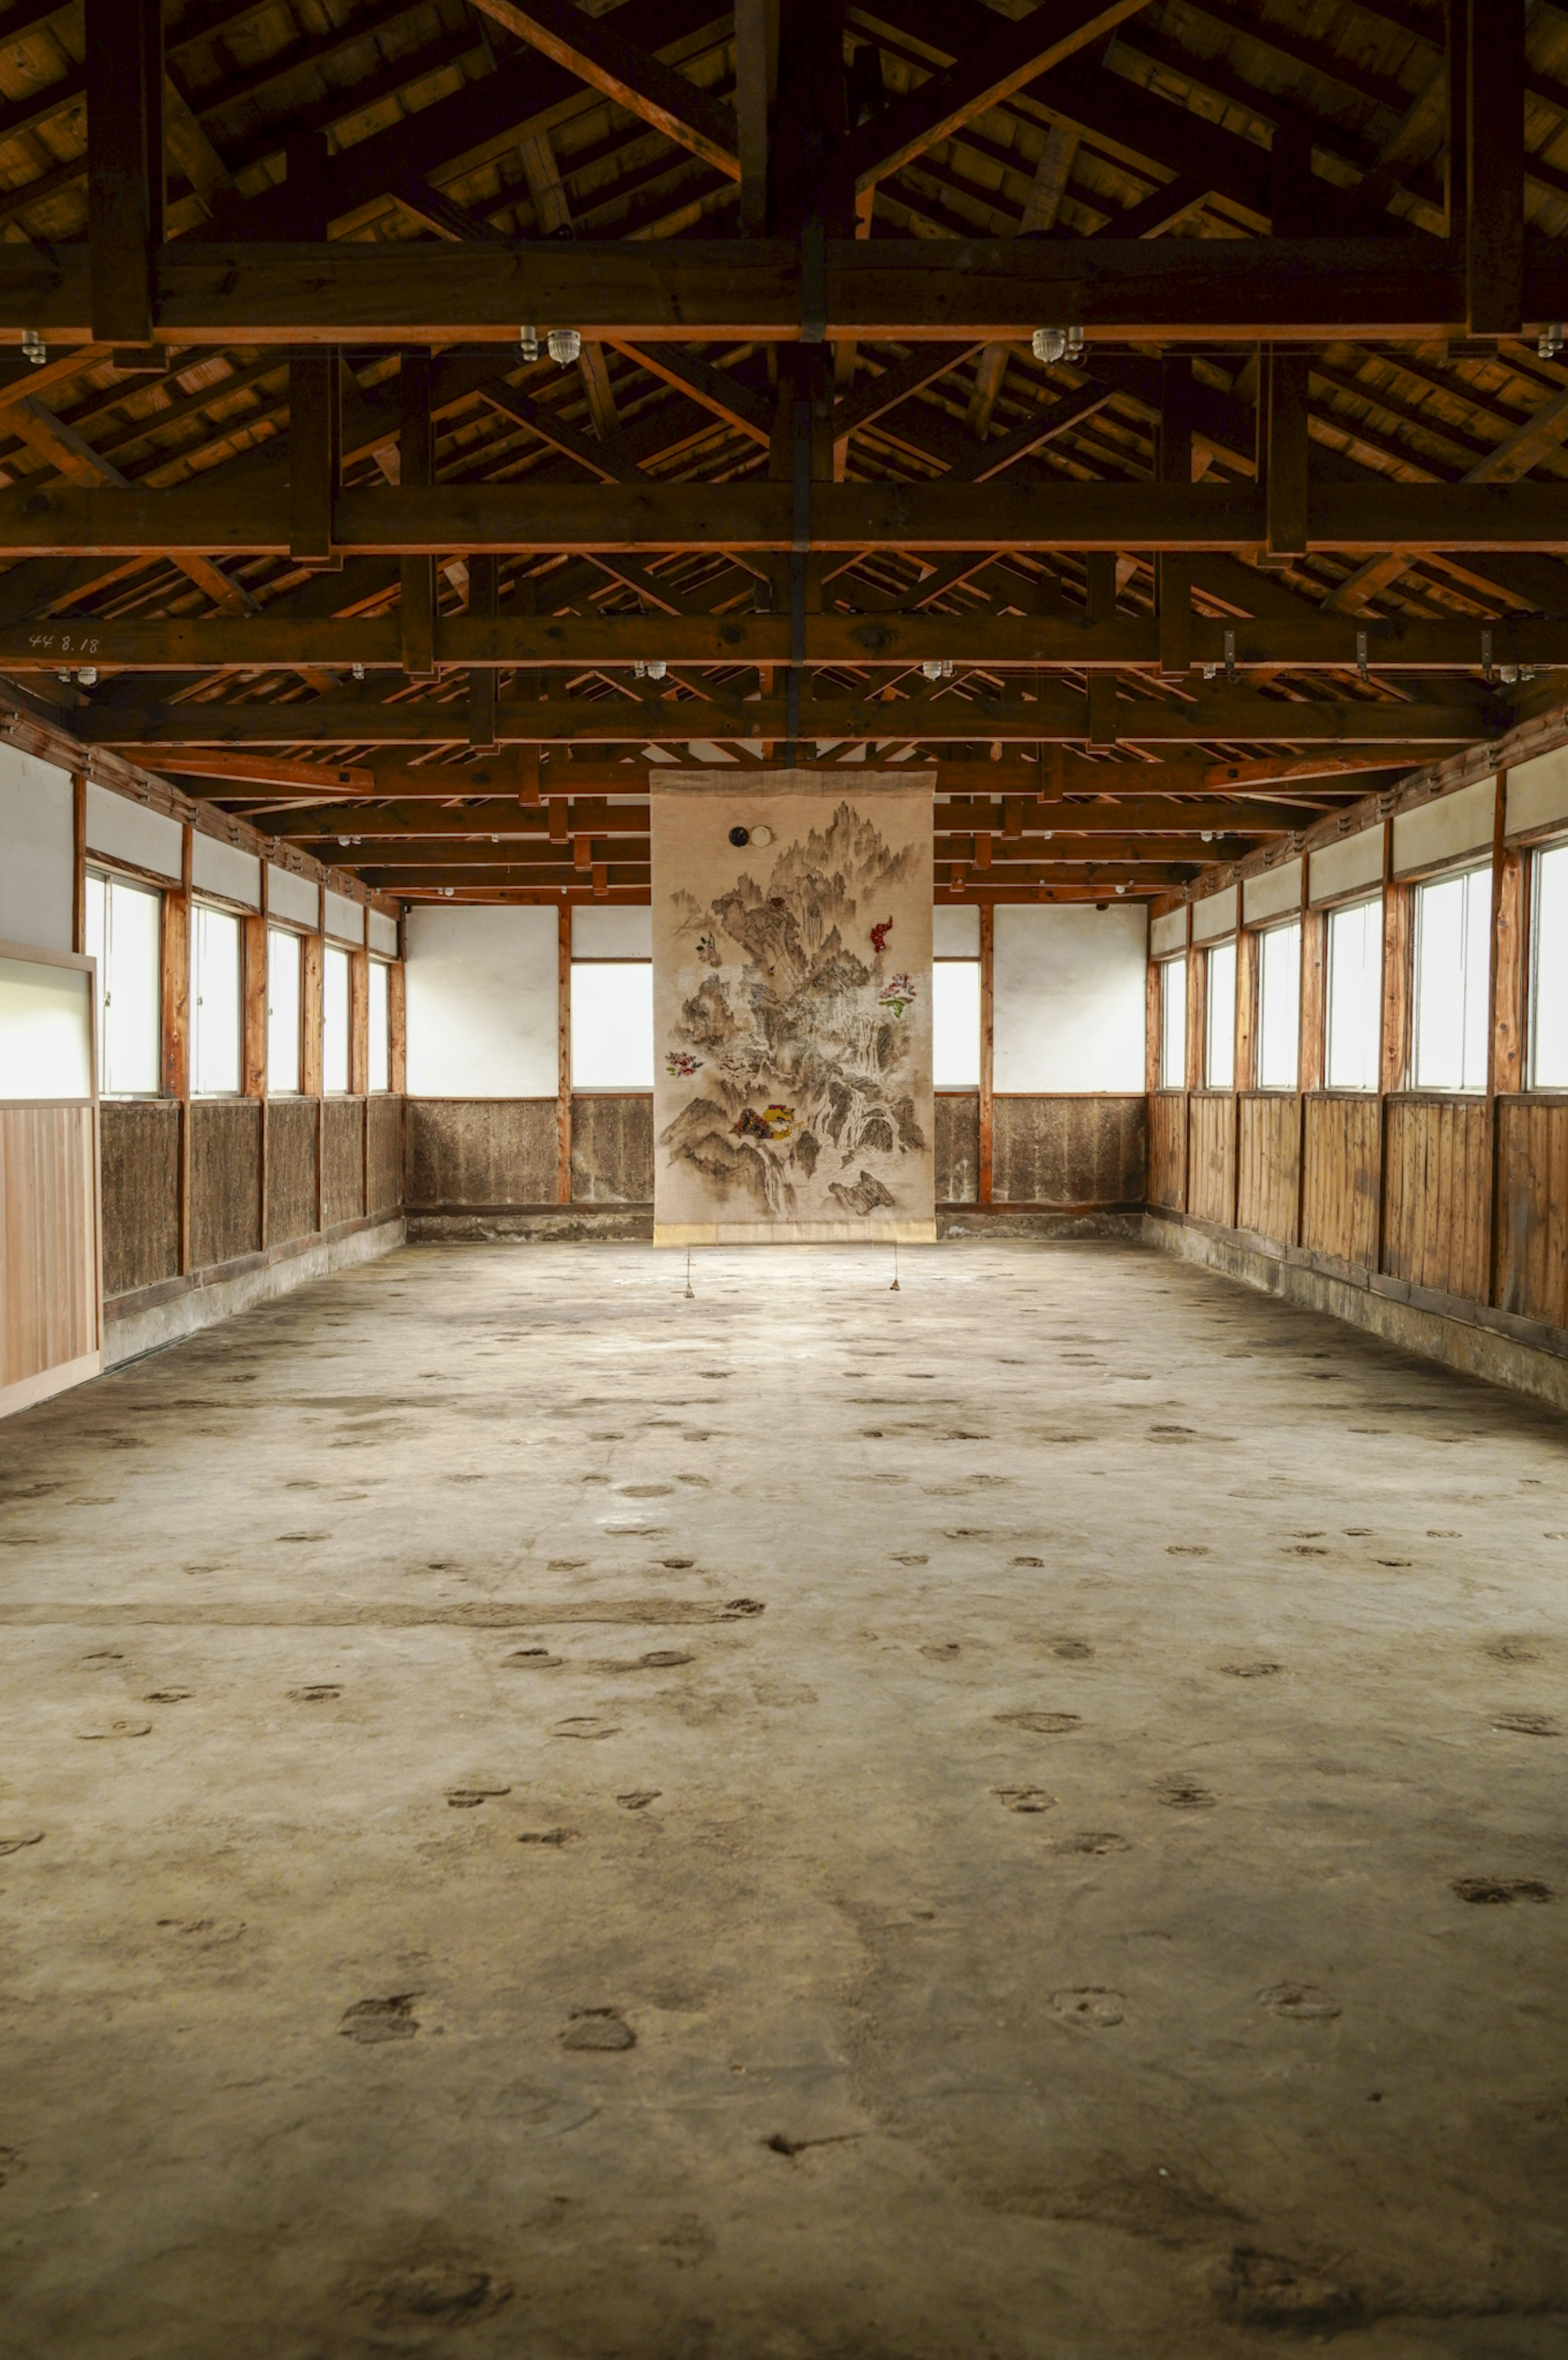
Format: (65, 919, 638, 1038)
(650, 773, 936, 1244)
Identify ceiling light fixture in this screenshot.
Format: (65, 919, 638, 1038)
(1541, 323, 1564, 361)
(1031, 325, 1084, 367)
(921, 658, 954, 681)
(548, 328, 581, 366)
(21, 328, 45, 366)
(519, 325, 540, 363)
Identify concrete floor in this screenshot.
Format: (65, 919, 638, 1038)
(2, 1239, 1566, 2360)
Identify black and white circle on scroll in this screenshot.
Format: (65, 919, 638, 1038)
(728, 825, 750, 847)
(751, 825, 773, 846)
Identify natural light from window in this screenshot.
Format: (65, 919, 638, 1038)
(1327, 897, 1382, 1091)
(192, 904, 241, 1097)
(323, 945, 350, 1093)
(1257, 919, 1301, 1089)
(368, 959, 390, 1092)
(572, 961, 653, 1089)
(933, 959, 980, 1088)
(1160, 954, 1186, 1088)
(1206, 938, 1236, 1089)
(84, 872, 160, 1095)
(1414, 865, 1491, 1092)
(1532, 843, 1568, 1089)
(266, 926, 301, 1094)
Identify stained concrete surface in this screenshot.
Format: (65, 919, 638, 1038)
(1, 1238, 1566, 2360)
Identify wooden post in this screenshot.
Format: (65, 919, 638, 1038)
(978, 901, 994, 1205)
(1466, 0, 1524, 338)
(71, 774, 87, 954)
(1297, 859, 1324, 1251)
(85, 0, 163, 350)
(1488, 769, 1523, 1305)
(302, 904, 324, 1235)
(1145, 953, 1160, 1095)
(1265, 349, 1309, 559)
(242, 899, 267, 1250)
(288, 353, 339, 565)
(557, 902, 572, 1205)
(165, 825, 193, 1274)
(350, 944, 369, 1218)
(400, 352, 436, 680)
(388, 958, 407, 1093)
(256, 868, 270, 1251)
(468, 553, 498, 749)
(1376, 819, 1409, 1277)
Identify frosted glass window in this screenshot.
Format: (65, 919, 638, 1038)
(933, 959, 980, 1087)
(267, 926, 301, 1094)
(85, 871, 160, 1095)
(1531, 842, 1568, 1088)
(323, 944, 350, 1093)
(1159, 954, 1186, 1088)
(1414, 865, 1491, 1093)
(192, 903, 241, 1096)
(0, 955, 92, 1100)
(572, 961, 653, 1088)
(1327, 897, 1383, 1091)
(1205, 939, 1236, 1089)
(1257, 919, 1301, 1090)
(368, 959, 390, 1092)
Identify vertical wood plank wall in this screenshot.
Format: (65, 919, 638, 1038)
(0, 1104, 99, 1393)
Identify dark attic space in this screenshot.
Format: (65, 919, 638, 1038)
(3, 1, 1568, 2354)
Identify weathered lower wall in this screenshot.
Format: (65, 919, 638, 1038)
(100, 1097, 403, 1356)
(571, 1094, 653, 1204)
(992, 1095, 1144, 1206)
(322, 1096, 365, 1230)
(1150, 1084, 1568, 1408)
(406, 1099, 556, 1208)
(266, 1096, 318, 1246)
(100, 1101, 180, 1296)
(936, 1094, 979, 1204)
(189, 1099, 261, 1271)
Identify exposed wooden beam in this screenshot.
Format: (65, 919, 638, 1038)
(9, 610, 1563, 674)
(85, 0, 163, 350)
(11, 236, 1568, 347)
(468, 0, 741, 180)
(12, 477, 1568, 555)
(1466, 0, 1525, 338)
(845, 0, 1151, 190)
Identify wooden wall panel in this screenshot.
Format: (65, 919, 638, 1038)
(1236, 1094, 1300, 1246)
(322, 1096, 366, 1228)
(571, 1093, 655, 1204)
(991, 1096, 1146, 1206)
(0, 1105, 98, 1388)
(1187, 1094, 1236, 1227)
(266, 1096, 319, 1245)
(100, 1101, 179, 1296)
(1496, 1100, 1568, 1327)
(367, 1095, 403, 1218)
(405, 1099, 557, 1208)
(189, 1099, 262, 1272)
(1383, 1098, 1491, 1302)
(1301, 1096, 1381, 1268)
(936, 1093, 979, 1204)
(1148, 1092, 1187, 1210)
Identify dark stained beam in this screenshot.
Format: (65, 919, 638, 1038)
(466, 0, 741, 180)
(1466, 0, 1525, 338)
(85, 0, 163, 350)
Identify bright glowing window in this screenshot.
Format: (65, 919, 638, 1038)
(1205, 938, 1236, 1089)
(1414, 865, 1491, 1093)
(267, 926, 301, 1094)
(1327, 897, 1383, 1091)
(1159, 954, 1186, 1088)
(572, 961, 653, 1088)
(368, 959, 390, 1092)
(323, 945, 350, 1093)
(192, 903, 241, 1096)
(1531, 842, 1568, 1088)
(84, 872, 160, 1095)
(933, 959, 980, 1087)
(1257, 919, 1301, 1090)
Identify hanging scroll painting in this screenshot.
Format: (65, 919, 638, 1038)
(650, 768, 936, 1245)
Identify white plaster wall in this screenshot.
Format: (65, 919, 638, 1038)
(993, 904, 1148, 1092)
(192, 835, 261, 908)
(85, 783, 182, 880)
(1192, 884, 1239, 943)
(1508, 745, 1568, 838)
(324, 888, 365, 944)
(1149, 908, 1186, 958)
(268, 865, 319, 928)
(1310, 825, 1382, 906)
(1243, 857, 1302, 924)
(0, 743, 73, 952)
(933, 906, 980, 957)
(368, 909, 399, 957)
(405, 906, 558, 1096)
(1392, 778, 1494, 875)
(574, 906, 651, 957)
